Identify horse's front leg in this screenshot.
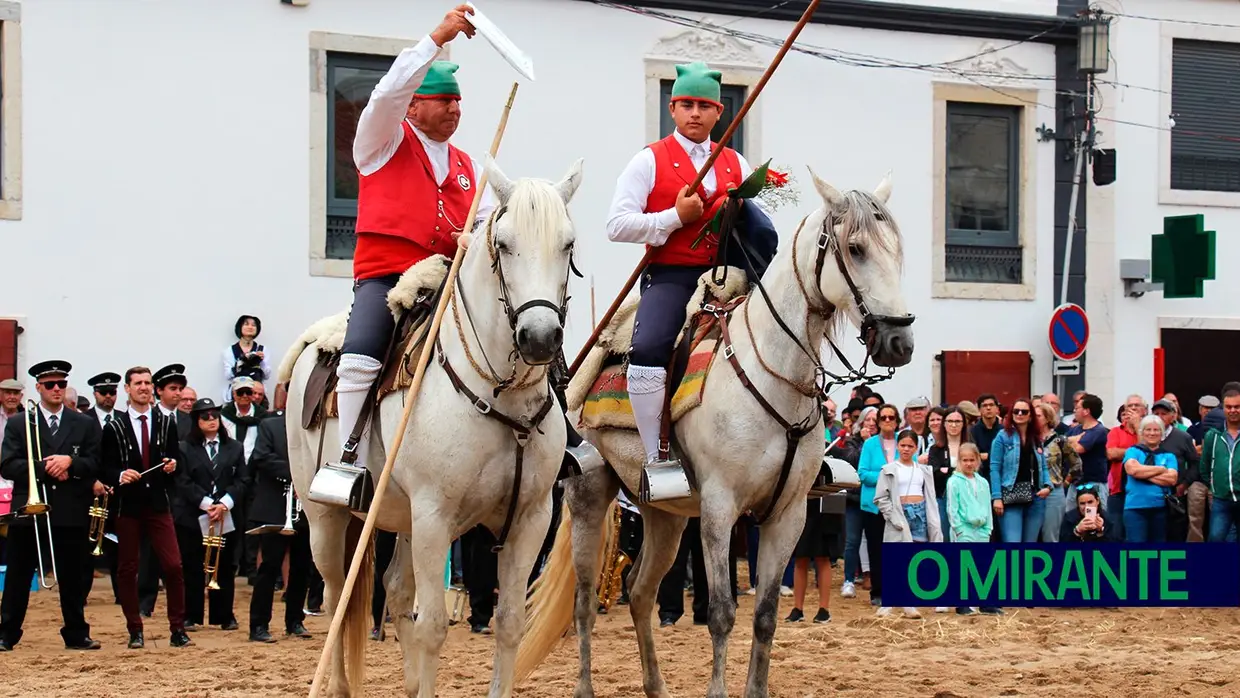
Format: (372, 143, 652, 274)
(744, 498, 806, 698)
(699, 498, 742, 698)
(407, 515, 452, 698)
(489, 500, 553, 698)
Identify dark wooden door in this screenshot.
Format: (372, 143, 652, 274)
(1161, 328, 1240, 406)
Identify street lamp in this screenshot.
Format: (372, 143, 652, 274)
(1078, 12, 1111, 75)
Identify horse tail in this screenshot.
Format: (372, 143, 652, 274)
(342, 516, 375, 690)
(515, 498, 612, 683)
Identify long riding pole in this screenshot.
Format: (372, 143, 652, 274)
(566, 0, 823, 377)
(307, 81, 520, 698)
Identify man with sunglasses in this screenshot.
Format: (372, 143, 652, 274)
(221, 376, 265, 462)
(0, 360, 104, 652)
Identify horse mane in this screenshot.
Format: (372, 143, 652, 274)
(810, 188, 904, 343)
(491, 177, 571, 257)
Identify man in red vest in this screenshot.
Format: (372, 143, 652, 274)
(605, 61, 756, 497)
(334, 4, 496, 473)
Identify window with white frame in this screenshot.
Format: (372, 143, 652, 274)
(944, 102, 1022, 285)
(324, 51, 393, 260)
(1169, 38, 1240, 193)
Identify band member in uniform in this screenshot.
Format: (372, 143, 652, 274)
(605, 61, 761, 490)
(0, 360, 103, 651)
(246, 405, 313, 642)
(155, 364, 192, 441)
(175, 398, 247, 631)
(83, 372, 121, 428)
(101, 366, 191, 649)
(332, 5, 496, 473)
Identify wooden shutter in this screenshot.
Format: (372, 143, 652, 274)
(0, 319, 17, 381)
(938, 350, 1032, 407)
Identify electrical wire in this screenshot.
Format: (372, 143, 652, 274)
(1106, 11, 1240, 30)
(590, 1, 1240, 144)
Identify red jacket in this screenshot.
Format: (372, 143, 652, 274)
(644, 134, 743, 267)
(353, 121, 476, 279)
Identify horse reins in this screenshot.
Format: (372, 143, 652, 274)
(435, 203, 578, 551)
(707, 195, 914, 523)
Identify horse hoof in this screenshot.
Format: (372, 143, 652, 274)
(572, 687, 596, 698)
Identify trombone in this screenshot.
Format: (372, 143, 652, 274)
(203, 519, 225, 591)
(20, 399, 58, 590)
(88, 488, 111, 556)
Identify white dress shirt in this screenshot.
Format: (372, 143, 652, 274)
(38, 403, 65, 427)
(92, 408, 114, 429)
(606, 129, 754, 247)
(127, 406, 154, 460)
(352, 34, 495, 228)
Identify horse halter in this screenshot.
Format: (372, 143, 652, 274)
(449, 204, 581, 396)
(486, 204, 579, 344)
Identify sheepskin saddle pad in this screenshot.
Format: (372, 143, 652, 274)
(276, 255, 450, 431)
(567, 267, 749, 432)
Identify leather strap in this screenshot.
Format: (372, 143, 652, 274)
(435, 338, 555, 551)
(716, 310, 820, 524)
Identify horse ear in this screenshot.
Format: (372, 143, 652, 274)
(874, 170, 893, 204)
(484, 155, 515, 204)
(807, 165, 846, 211)
(554, 158, 585, 204)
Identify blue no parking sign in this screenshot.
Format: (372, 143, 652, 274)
(1048, 303, 1090, 362)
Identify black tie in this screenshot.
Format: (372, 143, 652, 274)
(208, 441, 218, 461)
(49, 414, 59, 437)
(103, 413, 112, 425)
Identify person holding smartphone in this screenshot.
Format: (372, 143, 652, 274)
(1060, 484, 1116, 541)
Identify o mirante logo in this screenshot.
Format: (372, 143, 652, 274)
(881, 543, 1240, 607)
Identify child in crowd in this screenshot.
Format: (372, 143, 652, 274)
(946, 443, 1003, 616)
(873, 429, 942, 618)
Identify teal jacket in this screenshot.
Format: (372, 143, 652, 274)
(1201, 428, 1240, 501)
(947, 471, 992, 542)
(857, 435, 893, 514)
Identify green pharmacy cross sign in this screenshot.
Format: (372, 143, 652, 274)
(1151, 214, 1216, 299)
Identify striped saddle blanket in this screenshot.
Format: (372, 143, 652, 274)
(580, 310, 729, 431)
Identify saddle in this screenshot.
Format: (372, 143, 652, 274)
(274, 255, 452, 433)
(568, 267, 750, 432)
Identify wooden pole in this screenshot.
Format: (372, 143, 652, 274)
(565, 0, 822, 377)
(307, 81, 520, 698)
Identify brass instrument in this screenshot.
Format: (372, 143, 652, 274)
(21, 400, 58, 589)
(280, 482, 300, 536)
(596, 502, 631, 612)
(203, 519, 225, 591)
(88, 489, 111, 556)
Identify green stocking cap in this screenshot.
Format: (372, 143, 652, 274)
(414, 60, 462, 100)
(670, 61, 723, 109)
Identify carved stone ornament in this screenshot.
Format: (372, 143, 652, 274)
(648, 29, 763, 67)
(955, 41, 1031, 84)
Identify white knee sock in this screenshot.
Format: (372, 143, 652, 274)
(336, 353, 382, 467)
(627, 364, 668, 464)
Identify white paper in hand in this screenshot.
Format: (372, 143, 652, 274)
(465, 2, 535, 81)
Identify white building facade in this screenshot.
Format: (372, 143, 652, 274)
(1, 0, 1225, 413)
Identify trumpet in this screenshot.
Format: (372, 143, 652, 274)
(596, 502, 631, 612)
(203, 519, 225, 591)
(21, 400, 58, 590)
(88, 489, 111, 556)
(280, 482, 300, 536)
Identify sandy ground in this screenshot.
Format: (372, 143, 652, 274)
(5, 569, 1240, 697)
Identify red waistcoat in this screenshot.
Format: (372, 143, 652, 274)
(353, 121, 476, 280)
(644, 134, 744, 267)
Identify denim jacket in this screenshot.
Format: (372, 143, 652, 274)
(987, 428, 1052, 502)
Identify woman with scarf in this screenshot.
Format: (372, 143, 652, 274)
(221, 315, 272, 402)
(1038, 402, 1082, 542)
(1122, 415, 1179, 542)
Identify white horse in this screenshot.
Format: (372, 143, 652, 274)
(514, 169, 915, 698)
(281, 157, 584, 698)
